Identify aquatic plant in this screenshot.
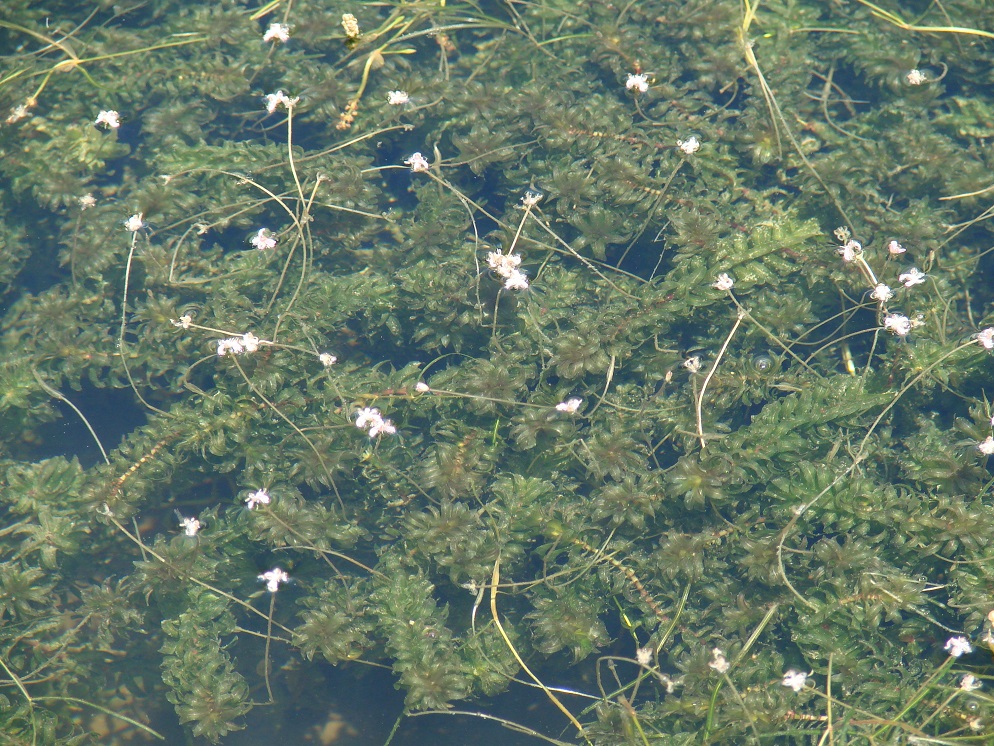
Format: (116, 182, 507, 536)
(2, 0, 994, 743)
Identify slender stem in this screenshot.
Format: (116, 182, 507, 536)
(696, 308, 746, 450)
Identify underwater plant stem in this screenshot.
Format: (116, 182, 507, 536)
(489, 556, 589, 741)
(406, 710, 576, 745)
(696, 308, 746, 450)
(871, 656, 955, 740)
(263, 592, 276, 703)
(119, 229, 167, 415)
(0, 654, 36, 745)
(31, 369, 109, 464)
(34, 696, 164, 740)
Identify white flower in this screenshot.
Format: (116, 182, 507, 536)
(387, 90, 410, 105)
(635, 647, 653, 667)
(708, 648, 730, 674)
(487, 250, 522, 276)
(677, 136, 701, 155)
(906, 69, 927, 86)
(6, 103, 31, 123)
(124, 213, 144, 232)
(978, 328, 994, 350)
(264, 90, 298, 113)
(368, 418, 396, 437)
(522, 189, 544, 207)
(781, 670, 809, 692)
(870, 284, 893, 303)
(683, 356, 702, 373)
(961, 674, 983, 691)
(898, 267, 926, 287)
(355, 407, 396, 437)
(713, 273, 734, 291)
(945, 636, 973, 657)
(415, 381, 431, 393)
(503, 269, 529, 290)
(556, 398, 583, 414)
(838, 239, 861, 263)
(245, 489, 271, 510)
(179, 517, 201, 537)
(95, 110, 120, 128)
(259, 567, 290, 592)
(883, 313, 912, 337)
(355, 407, 381, 430)
(887, 240, 907, 255)
(319, 352, 337, 367)
(171, 314, 193, 329)
(404, 152, 431, 172)
(78, 193, 96, 210)
(625, 73, 649, 94)
(341, 13, 360, 39)
(250, 228, 277, 250)
(241, 332, 261, 353)
(263, 22, 291, 44)
(217, 337, 245, 356)
(978, 436, 994, 456)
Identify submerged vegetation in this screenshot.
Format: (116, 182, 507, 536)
(2, 0, 994, 742)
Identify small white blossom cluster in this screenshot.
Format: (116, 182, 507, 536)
(95, 110, 121, 129)
(319, 352, 337, 367)
(883, 313, 912, 337)
(708, 647, 730, 674)
(713, 273, 734, 291)
(781, 669, 809, 692)
(625, 73, 649, 94)
(677, 136, 700, 155)
(898, 267, 926, 287)
(555, 397, 582, 414)
(179, 516, 201, 536)
(978, 436, 994, 456)
(975, 328, 994, 351)
(906, 69, 927, 86)
(404, 152, 431, 172)
(838, 238, 862, 263)
(264, 90, 299, 114)
(355, 407, 396, 437)
(125, 213, 144, 232)
(250, 228, 277, 250)
(341, 13, 360, 40)
(245, 489, 271, 510)
(387, 90, 410, 105)
(870, 283, 893, 302)
(6, 102, 33, 124)
(487, 249, 529, 290)
(217, 332, 262, 356)
(961, 674, 983, 691)
(522, 189, 543, 207)
(263, 22, 291, 44)
(945, 635, 972, 658)
(259, 567, 289, 592)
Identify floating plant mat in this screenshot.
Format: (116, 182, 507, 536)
(1, 0, 994, 743)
